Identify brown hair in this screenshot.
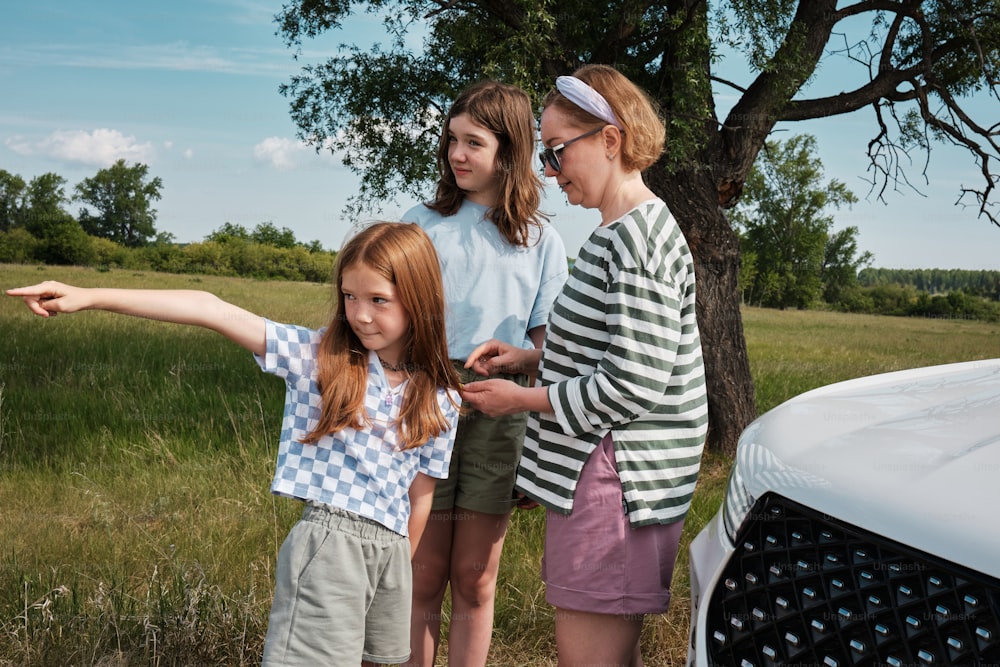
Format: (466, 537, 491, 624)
(425, 80, 546, 247)
(543, 64, 665, 172)
(303, 222, 461, 450)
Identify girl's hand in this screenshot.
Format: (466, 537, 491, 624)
(6, 282, 89, 317)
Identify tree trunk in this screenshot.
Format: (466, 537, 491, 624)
(651, 168, 757, 457)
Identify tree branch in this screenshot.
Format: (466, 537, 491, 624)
(770, 0, 999, 226)
(715, 0, 840, 206)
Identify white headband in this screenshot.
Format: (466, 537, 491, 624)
(555, 75, 623, 130)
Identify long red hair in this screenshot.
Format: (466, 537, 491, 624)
(303, 222, 461, 449)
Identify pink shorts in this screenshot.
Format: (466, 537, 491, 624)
(540, 432, 684, 616)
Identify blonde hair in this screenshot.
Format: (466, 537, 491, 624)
(304, 222, 460, 450)
(544, 64, 665, 172)
(426, 80, 546, 247)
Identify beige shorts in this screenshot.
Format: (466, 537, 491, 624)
(262, 504, 411, 665)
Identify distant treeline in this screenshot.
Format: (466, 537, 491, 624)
(0, 223, 336, 283)
(859, 268, 1000, 301)
(829, 268, 1000, 322)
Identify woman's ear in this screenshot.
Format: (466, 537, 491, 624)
(602, 125, 623, 160)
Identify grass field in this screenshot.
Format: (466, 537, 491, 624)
(2, 263, 998, 666)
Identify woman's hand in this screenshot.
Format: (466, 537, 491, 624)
(465, 338, 540, 377)
(461, 378, 525, 417)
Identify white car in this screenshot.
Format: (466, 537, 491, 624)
(687, 359, 1000, 667)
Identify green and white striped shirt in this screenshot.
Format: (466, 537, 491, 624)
(515, 199, 709, 527)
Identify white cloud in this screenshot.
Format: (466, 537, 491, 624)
(253, 136, 312, 170)
(6, 128, 155, 167)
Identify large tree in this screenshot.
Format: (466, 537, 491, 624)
(75, 159, 163, 248)
(20, 172, 94, 265)
(732, 134, 860, 309)
(0, 169, 28, 232)
(23, 172, 73, 238)
(275, 0, 1000, 455)
(822, 226, 874, 305)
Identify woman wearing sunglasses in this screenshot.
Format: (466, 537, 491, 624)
(462, 64, 709, 666)
(402, 80, 568, 667)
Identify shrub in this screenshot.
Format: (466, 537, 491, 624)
(180, 241, 233, 276)
(89, 236, 131, 270)
(33, 220, 96, 266)
(0, 228, 39, 264)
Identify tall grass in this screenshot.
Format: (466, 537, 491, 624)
(2, 265, 329, 665)
(2, 263, 997, 666)
(742, 306, 1000, 413)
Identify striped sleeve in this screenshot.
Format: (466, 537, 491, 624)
(547, 208, 686, 436)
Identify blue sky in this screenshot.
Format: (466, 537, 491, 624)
(2, 1, 998, 269)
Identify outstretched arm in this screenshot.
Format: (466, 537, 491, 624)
(6, 281, 266, 356)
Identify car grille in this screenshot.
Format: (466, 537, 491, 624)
(706, 493, 1000, 666)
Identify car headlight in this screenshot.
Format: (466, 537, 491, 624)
(721, 459, 755, 542)
(720, 424, 761, 542)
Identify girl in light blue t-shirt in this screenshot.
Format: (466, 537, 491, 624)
(402, 80, 568, 667)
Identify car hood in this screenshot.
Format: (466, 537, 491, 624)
(736, 358, 1000, 578)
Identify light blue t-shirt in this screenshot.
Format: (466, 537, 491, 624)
(403, 200, 568, 359)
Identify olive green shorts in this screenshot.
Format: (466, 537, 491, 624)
(431, 363, 530, 515)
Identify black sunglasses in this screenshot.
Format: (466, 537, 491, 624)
(538, 126, 604, 173)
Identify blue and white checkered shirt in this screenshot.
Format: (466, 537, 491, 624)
(255, 320, 460, 536)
